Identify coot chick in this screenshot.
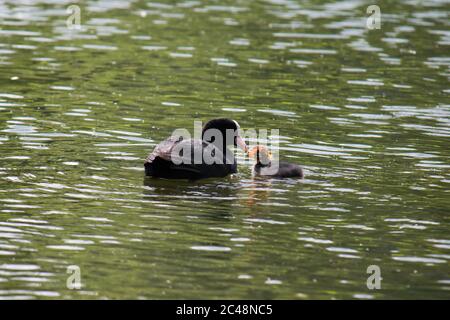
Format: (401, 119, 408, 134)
(145, 118, 248, 180)
(249, 146, 303, 178)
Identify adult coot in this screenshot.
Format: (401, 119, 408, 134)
(145, 118, 248, 180)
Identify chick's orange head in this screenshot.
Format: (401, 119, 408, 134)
(248, 145, 272, 161)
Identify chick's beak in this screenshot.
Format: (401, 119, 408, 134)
(236, 135, 248, 153)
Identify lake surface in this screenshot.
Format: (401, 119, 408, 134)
(0, 0, 449, 299)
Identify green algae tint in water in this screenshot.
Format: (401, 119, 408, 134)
(0, 0, 449, 299)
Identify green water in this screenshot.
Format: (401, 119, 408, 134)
(0, 0, 449, 299)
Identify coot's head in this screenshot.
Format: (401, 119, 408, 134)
(202, 118, 248, 152)
(249, 145, 272, 166)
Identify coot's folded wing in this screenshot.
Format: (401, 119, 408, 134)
(169, 138, 216, 164)
(145, 136, 232, 165)
(167, 140, 233, 178)
(145, 136, 182, 163)
(145, 137, 214, 163)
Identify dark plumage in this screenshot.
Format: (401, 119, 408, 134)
(144, 118, 247, 180)
(249, 146, 303, 178)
